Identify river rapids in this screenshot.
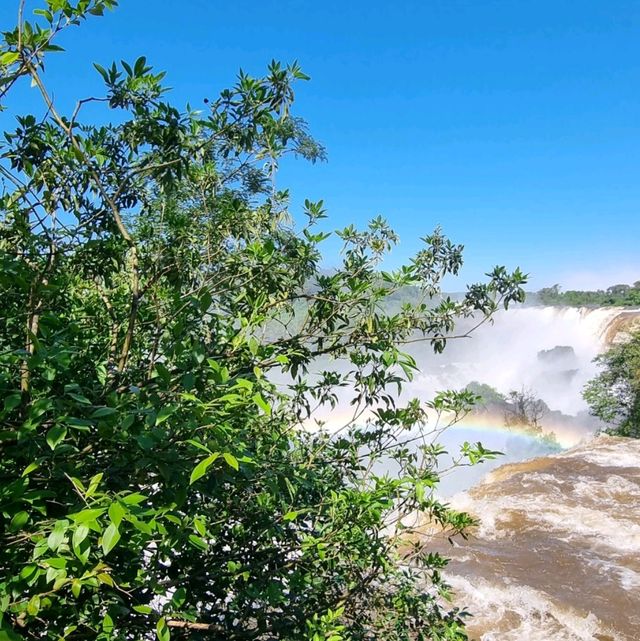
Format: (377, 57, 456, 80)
(429, 436, 640, 640)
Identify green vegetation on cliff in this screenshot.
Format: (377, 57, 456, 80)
(537, 283, 640, 307)
(584, 330, 640, 438)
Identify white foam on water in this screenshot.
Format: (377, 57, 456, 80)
(520, 471, 568, 485)
(560, 437, 640, 468)
(563, 444, 640, 468)
(446, 574, 615, 641)
(584, 556, 640, 592)
(450, 485, 640, 552)
(571, 474, 640, 503)
(617, 566, 640, 591)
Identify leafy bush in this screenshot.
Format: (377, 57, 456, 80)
(0, 3, 526, 639)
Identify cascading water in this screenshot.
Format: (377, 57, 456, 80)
(313, 305, 635, 433)
(311, 304, 638, 454)
(405, 305, 631, 418)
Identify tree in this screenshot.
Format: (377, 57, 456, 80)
(504, 387, 547, 432)
(607, 284, 631, 296)
(0, 3, 527, 640)
(537, 284, 561, 303)
(536, 282, 640, 307)
(463, 381, 505, 412)
(583, 331, 640, 438)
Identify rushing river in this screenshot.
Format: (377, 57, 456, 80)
(426, 436, 640, 641)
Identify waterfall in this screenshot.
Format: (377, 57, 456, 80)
(405, 306, 637, 417)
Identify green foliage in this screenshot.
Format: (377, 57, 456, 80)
(537, 282, 640, 307)
(463, 381, 505, 408)
(584, 331, 640, 438)
(0, 3, 527, 640)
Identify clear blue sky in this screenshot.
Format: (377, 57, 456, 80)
(2, 1, 639, 289)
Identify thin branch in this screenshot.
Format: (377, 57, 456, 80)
(23, 60, 141, 374)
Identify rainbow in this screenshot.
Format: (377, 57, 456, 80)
(455, 414, 587, 449)
(305, 405, 589, 449)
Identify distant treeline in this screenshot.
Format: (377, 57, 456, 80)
(536, 282, 640, 307)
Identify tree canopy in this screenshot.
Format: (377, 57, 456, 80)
(537, 283, 640, 307)
(0, 3, 526, 640)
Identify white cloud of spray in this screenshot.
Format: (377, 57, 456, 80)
(402, 306, 622, 416)
(301, 305, 622, 478)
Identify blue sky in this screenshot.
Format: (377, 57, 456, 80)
(2, 1, 639, 289)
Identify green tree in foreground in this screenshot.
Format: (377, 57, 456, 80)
(584, 331, 640, 438)
(0, 3, 526, 639)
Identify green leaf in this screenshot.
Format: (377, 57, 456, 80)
(9, 511, 29, 532)
(127, 516, 152, 534)
(153, 362, 171, 383)
(26, 595, 40, 616)
(189, 452, 220, 484)
(252, 393, 271, 416)
(156, 616, 170, 641)
(44, 557, 67, 569)
(283, 511, 298, 521)
(66, 417, 93, 431)
(72, 528, 90, 563)
(70, 508, 105, 523)
(171, 587, 187, 608)
(199, 290, 212, 312)
(188, 534, 208, 550)
(0, 52, 19, 66)
(108, 502, 126, 527)
(4, 393, 21, 411)
(90, 406, 118, 418)
(21, 461, 39, 477)
(223, 452, 239, 471)
(121, 493, 147, 505)
(155, 404, 176, 425)
(67, 392, 91, 405)
(185, 438, 211, 453)
(101, 523, 120, 556)
(93, 63, 109, 81)
(47, 520, 68, 551)
(97, 572, 114, 586)
(46, 424, 67, 450)
(134, 55, 147, 76)
(132, 604, 153, 614)
(86, 473, 103, 497)
(193, 517, 206, 537)
(20, 564, 37, 580)
(102, 613, 114, 634)
(72, 524, 89, 549)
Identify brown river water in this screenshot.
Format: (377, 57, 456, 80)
(423, 436, 640, 640)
